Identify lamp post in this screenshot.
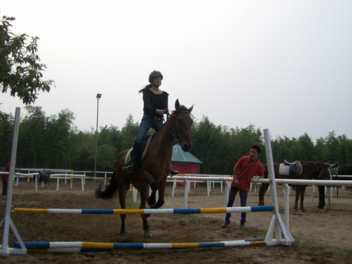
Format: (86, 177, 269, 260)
(94, 93, 102, 179)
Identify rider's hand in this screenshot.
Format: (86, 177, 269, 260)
(156, 109, 164, 115)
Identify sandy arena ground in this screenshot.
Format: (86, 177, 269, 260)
(0, 179, 352, 263)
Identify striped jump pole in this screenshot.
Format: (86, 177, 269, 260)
(14, 238, 265, 253)
(14, 206, 274, 215)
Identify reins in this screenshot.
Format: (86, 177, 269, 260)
(314, 162, 324, 179)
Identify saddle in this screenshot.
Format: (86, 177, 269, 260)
(279, 160, 303, 177)
(125, 134, 154, 165)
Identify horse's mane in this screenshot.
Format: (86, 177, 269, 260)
(172, 105, 189, 116)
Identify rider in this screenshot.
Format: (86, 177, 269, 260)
(122, 70, 179, 176)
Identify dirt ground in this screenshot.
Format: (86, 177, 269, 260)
(0, 179, 352, 263)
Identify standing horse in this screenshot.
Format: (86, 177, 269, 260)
(95, 100, 193, 241)
(258, 161, 331, 212)
(318, 164, 352, 209)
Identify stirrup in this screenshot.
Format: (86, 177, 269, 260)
(122, 164, 134, 173)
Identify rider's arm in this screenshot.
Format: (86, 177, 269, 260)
(143, 90, 156, 115)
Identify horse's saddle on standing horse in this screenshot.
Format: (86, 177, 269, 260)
(124, 134, 154, 166)
(279, 160, 303, 177)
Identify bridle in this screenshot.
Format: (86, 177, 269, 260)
(315, 162, 325, 179)
(166, 110, 190, 144)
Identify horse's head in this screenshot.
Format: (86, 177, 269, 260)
(316, 162, 331, 180)
(170, 99, 193, 152)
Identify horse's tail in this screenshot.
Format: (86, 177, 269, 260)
(95, 171, 117, 200)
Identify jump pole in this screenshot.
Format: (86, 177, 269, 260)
(13, 206, 274, 214)
(14, 238, 265, 252)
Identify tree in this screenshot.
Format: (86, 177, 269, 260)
(0, 16, 54, 106)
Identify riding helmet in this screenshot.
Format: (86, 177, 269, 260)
(149, 70, 163, 83)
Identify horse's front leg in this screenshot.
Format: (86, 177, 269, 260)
(317, 185, 325, 209)
(139, 171, 158, 206)
(300, 186, 307, 212)
(150, 177, 166, 209)
(138, 185, 152, 238)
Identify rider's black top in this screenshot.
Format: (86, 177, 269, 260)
(142, 88, 169, 119)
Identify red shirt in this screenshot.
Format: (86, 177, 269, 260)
(231, 156, 264, 191)
(2, 163, 16, 180)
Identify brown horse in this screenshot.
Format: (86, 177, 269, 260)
(258, 161, 331, 212)
(95, 100, 193, 241)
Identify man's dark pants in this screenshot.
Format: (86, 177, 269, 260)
(225, 186, 248, 224)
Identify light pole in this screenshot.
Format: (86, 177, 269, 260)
(94, 93, 102, 179)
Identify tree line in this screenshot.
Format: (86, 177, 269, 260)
(1, 106, 351, 174)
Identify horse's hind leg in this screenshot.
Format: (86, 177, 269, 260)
(117, 176, 130, 242)
(300, 185, 307, 212)
(294, 187, 300, 212)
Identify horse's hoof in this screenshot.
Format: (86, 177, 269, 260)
(144, 232, 152, 238)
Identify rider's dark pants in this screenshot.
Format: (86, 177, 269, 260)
(225, 186, 248, 224)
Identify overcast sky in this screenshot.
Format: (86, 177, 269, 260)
(1, 0, 351, 142)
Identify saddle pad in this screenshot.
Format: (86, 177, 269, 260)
(279, 164, 290, 176)
(331, 167, 338, 175)
(124, 134, 154, 166)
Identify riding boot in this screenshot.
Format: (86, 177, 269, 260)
(169, 148, 179, 176)
(170, 168, 179, 176)
(122, 143, 141, 173)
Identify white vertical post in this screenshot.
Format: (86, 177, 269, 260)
(133, 187, 137, 203)
(263, 128, 294, 246)
(81, 177, 84, 191)
(57, 176, 60, 191)
(1, 107, 26, 255)
(35, 174, 38, 193)
(184, 180, 189, 209)
(172, 179, 176, 197)
(207, 180, 210, 196)
(311, 185, 315, 209)
(223, 181, 230, 221)
(283, 184, 290, 231)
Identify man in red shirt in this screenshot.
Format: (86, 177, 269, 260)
(222, 145, 264, 230)
(2, 162, 16, 196)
